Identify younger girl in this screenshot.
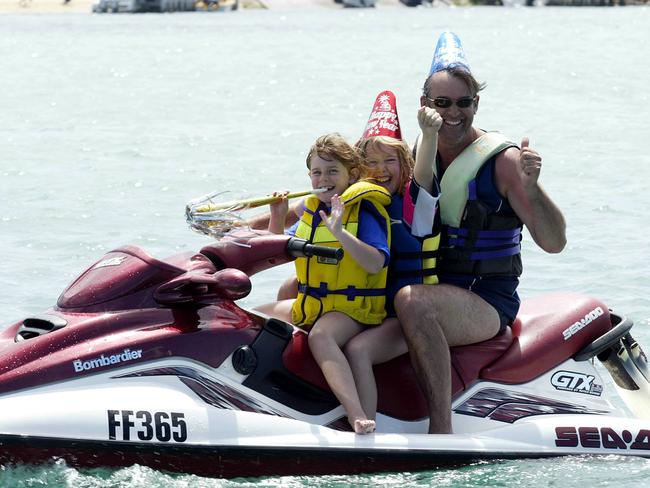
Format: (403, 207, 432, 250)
(260, 132, 392, 434)
(343, 91, 442, 425)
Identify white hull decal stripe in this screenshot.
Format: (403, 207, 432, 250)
(116, 366, 314, 421)
(455, 387, 610, 423)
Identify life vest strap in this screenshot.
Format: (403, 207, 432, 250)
(448, 236, 521, 248)
(392, 250, 439, 259)
(298, 283, 386, 301)
(447, 227, 521, 239)
(391, 268, 438, 278)
(443, 225, 521, 261)
(303, 205, 319, 217)
(470, 246, 521, 261)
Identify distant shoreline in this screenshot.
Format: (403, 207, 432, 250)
(2, 0, 644, 14)
(0, 0, 404, 14)
(0, 0, 95, 13)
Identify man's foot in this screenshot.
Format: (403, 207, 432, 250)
(353, 419, 375, 435)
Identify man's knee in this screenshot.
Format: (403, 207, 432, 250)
(394, 286, 415, 315)
(395, 285, 437, 318)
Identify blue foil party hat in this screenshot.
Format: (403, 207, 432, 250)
(428, 31, 471, 76)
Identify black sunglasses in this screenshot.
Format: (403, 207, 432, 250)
(425, 96, 476, 109)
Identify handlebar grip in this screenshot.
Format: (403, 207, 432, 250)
(303, 243, 344, 262)
(286, 238, 344, 262)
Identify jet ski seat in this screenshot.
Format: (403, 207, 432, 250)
(282, 326, 512, 421)
(282, 293, 615, 422)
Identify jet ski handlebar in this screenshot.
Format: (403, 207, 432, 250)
(199, 233, 343, 276)
(286, 237, 344, 262)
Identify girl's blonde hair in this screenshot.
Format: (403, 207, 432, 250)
(306, 133, 360, 173)
(355, 136, 414, 195)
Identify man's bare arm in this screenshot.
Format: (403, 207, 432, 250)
(497, 139, 566, 253)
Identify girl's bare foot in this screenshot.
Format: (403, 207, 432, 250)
(353, 419, 376, 435)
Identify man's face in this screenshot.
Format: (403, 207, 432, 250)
(420, 71, 478, 146)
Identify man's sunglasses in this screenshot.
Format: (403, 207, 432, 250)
(425, 96, 476, 109)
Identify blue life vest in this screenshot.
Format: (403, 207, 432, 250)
(386, 185, 440, 308)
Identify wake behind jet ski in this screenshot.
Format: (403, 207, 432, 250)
(1, 231, 650, 478)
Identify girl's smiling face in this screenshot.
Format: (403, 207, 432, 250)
(363, 143, 402, 196)
(308, 155, 356, 203)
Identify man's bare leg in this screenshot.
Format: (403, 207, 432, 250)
(394, 284, 501, 434)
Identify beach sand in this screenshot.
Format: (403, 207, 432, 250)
(0, 0, 405, 14)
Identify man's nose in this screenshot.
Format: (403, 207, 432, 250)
(446, 105, 461, 116)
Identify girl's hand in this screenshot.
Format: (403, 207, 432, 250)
(414, 106, 441, 195)
(319, 194, 343, 238)
(270, 190, 289, 219)
(417, 106, 443, 137)
(268, 190, 289, 234)
(318, 194, 385, 274)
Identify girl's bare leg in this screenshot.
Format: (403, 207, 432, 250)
(344, 317, 408, 421)
(277, 275, 298, 300)
(308, 311, 375, 434)
(252, 299, 294, 323)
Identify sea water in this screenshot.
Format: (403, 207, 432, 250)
(1, 5, 649, 486)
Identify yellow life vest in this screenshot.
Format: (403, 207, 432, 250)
(292, 181, 392, 327)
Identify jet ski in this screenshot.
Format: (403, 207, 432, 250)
(1, 231, 649, 478)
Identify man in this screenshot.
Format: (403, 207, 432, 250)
(395, 32, 566, 434)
